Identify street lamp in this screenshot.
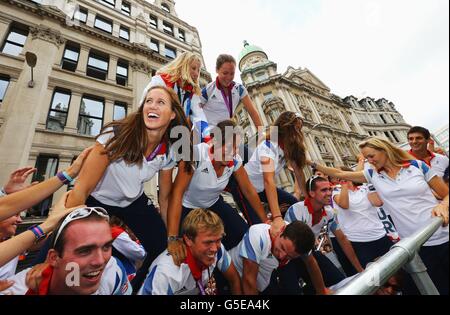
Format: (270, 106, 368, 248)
(25, 52, 37, 88)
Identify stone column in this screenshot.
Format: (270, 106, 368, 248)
(0, 16, 11, 42)
(107, 55, 118, 84)
(130, 59, 152, 109)
(76, 44, 90, 75)
(0, 25, 66, 184)
(64, 91, 82, 134)
(103, 99, 115, 125)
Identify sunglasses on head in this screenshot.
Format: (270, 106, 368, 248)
(307, 175, 321, 193)
(53, 207, 109, 247)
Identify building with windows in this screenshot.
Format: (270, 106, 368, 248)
(0, 0, 211, 215)
(235, 41, 411, 192)
(434, 124, 449, 154)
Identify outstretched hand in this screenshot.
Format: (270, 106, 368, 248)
(3, 167, 38, 194)
(65, 146, 95, 179)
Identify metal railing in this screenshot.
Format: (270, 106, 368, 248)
(334, 217, 444, 295)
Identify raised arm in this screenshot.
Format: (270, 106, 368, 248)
(333, 182, 350, 209)
(0, 147, 92, 221)
(242, 95, 263, 129)
(307, 160, 368, 184)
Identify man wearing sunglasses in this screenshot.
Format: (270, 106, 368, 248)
(2, 207, 132, 295)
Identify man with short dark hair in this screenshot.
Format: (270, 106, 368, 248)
(230, 220, 334, 295)
(408, 126, 449, 178)
(1, 207, 132, 295)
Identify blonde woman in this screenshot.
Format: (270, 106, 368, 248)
(141, 52, 210, 142)
(308, 137, 449, 295)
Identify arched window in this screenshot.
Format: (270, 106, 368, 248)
(161, 3, 170, 13)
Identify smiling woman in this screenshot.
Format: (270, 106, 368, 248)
(63, 85, 193, 292)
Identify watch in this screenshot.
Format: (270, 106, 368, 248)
(168, 236, 181, 243)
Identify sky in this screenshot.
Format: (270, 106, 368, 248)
(174, 0, 449, 132)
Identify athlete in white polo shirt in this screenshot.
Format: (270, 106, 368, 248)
(231, 112, 307, 238)
(1, 207, 132, 295)
(139, 209, 242, 295)
(199, 54, 263, 130)
(166, 120, 267, 251)
(229, 221, 337, 295)
(332, 166, 394, 274)
(308, 137, 449, 295)
(66, 86, 193, 291)
(408, 126, 449, 178)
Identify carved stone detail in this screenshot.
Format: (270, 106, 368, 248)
(130, 60, 152, 74)
(30, 25, 65, 47)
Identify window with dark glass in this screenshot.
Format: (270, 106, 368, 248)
(114, 102, 127, 121)
(74, 7, 87, 23)
(94, 16, 113, 33)
(61, 43, 80, 72)
(179, 29, 185, 42)
(78, 96, 104, 136)
(46, 89, 71, 132)
(0, 75, 10, 102)
(149, 39, 159, 52)
(116, 60, 128, 86)
(161, 3, 170, 13)
(1, 24, 28, 56)
(149, 15, 158, 28)
(121, 1, 131, 16)
(32, 156, 59, 216)
(100, 0, 115, 8)
(165, 46, 176, 59)
(119, 26, 130, 41)
(162, 21, 174, 36)
(86, 51, 109, 80)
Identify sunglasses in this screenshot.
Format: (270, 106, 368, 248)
(53, 207, 109, 247)
(307, 175, 321, 193)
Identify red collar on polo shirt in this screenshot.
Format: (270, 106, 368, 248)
(268, 226, 289, 268)
(408, 150, 436, 167)
(184, 246, 208, 282)
(25, 265, 54, 295)
(304, 197, 328, 227)
(159, 73, 193, 93)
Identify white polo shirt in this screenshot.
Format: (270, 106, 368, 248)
(1, 257, 132, 295)
(229, 224, 280, 293)
(244, 141, 286, 193)
(284, 200, 339, 238)
(183, 143, 243, 209)
(430, 154, 449, 178)
(91, 128, 176, 207)
(0, 256, 19, 280)
(200, 80, 248, 127)
(363, 161, 449, 246)
(332, 185, 387, 242)
(139, 244, 231, 295)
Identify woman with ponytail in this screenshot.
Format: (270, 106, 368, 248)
(230, 111, 307, 235)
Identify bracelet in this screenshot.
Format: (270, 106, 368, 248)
(62, 171, 74, 184)
(56, 172, 69, 184)
(0, 187, 7, 196)
(28, 225, 46, 242)
(272, 215, 283, 221)
(311, 162, 318, 170)
(168, 236, 181, 242)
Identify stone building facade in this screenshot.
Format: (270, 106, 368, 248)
(235, 41, 411, 192)
(0, 0, 211, 215)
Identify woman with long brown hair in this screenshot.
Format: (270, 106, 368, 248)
(65, 86, 192, 290)
(230, 111, 307, 235)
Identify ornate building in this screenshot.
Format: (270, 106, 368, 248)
(235, 41, 411, 192)
(0, 0, 211, 214)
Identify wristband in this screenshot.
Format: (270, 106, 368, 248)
(62, 171, 74, 184)
(28, 225, 46, 243)
(0, 187, 7, 196)
(56, 172, 69, 184)
(168, 236, 181, 242)
(272, 215, 283, 221)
